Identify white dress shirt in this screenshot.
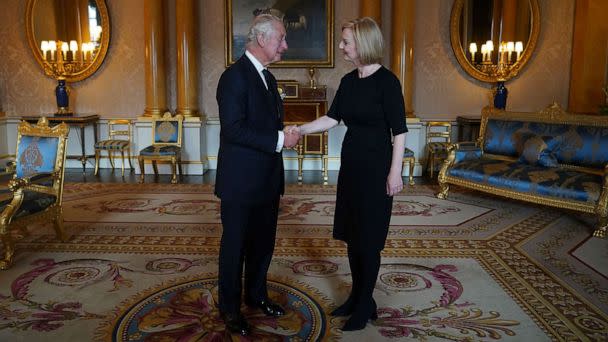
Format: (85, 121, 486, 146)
(245, 50, 284, 152)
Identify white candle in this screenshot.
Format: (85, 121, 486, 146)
(469, 42, 477, 63)
(49, 41, 57, 61)
(485, 40, 494, 62)
(61, 42, 68, 60)
(506, 42, 514, 63)
(515, 41, 523, 61)
(40, 41, 48, 61)
(69, 40, 78, 60)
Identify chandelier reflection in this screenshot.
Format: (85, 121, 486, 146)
(39, 38, 98, 79)
(468, 40, 523, 81)
(37, 26, 101, 116)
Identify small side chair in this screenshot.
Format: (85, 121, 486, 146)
(402, 147, 416, 186)
(94, 119, 134, 176)
(138, 112, 183, 184)
(425, 121, 452, 179)
(0, 118, 69, 270)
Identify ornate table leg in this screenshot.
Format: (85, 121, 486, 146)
(80, 124, 86, 173)
(297, 143, 304, 183)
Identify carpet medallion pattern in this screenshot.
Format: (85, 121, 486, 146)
(0, 183, 606, 341)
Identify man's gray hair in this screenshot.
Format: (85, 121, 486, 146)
(246, 14, 283, 46)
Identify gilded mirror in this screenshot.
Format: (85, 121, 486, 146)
(450, 0, 540, 83)
(25, 0, 110, 83)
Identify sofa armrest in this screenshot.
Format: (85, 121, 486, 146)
(452, 142, 482, 164)
(454, 141, 479, 149)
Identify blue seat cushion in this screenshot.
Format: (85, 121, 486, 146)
(448, 158, 601, 203)
(0, 190, 56, 219)
(139, 145, 181, 156)
(95, 139, 130, 150)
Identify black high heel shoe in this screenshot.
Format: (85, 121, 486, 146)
(330, 297, 355, 317)
(341, 299, 377, 331)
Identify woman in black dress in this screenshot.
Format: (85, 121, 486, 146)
(288, 17, 407, 331)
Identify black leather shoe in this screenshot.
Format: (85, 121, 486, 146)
(246, 299, 285, 317)
(220, 312, 250, 336)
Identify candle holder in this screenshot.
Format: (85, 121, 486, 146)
(39, 40, 97, 116)
(308, 67, 317, 88)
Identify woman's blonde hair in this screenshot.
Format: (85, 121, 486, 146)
(342, 17, 384, 65)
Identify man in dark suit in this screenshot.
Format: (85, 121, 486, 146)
(215, 14, 298, 336)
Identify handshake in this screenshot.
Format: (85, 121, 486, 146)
(283, 125, 302, 149)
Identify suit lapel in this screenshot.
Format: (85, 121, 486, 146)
(239, 55, 277, 117)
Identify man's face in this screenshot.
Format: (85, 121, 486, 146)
(261, 21, 288, 65)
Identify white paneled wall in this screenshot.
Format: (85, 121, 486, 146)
(0, 117, 447, 178)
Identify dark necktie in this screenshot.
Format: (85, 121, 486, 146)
(262, 69, 276, 92)
(262, 69, 281, 118)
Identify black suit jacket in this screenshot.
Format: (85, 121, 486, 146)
(215, 54, 285, 204)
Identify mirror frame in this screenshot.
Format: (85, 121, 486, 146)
(449, 0, 540, 83)
(25, 0, 111, 83)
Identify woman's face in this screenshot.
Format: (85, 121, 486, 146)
(339, 28, 359, 64)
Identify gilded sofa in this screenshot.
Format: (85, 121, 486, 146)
(437, 103, 608, 238)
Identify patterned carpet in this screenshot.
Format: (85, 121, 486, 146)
(0, 182, 607, 341)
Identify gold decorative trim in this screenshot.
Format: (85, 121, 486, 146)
(449, 0, 540, 83)
(25, 0, 111, 83)
(444, 175, 596, 213)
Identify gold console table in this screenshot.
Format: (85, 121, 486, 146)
(22, 114, 99, 173)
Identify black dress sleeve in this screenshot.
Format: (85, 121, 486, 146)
(327, 78, 345, 122)
(382, 71, 408, 136)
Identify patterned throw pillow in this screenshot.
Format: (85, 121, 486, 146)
(517, 134, 559, 167)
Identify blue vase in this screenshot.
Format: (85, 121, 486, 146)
(493, 82, 508, 110)
(55, 79, 69, 114)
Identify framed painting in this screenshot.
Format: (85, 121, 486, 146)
(225, 0, 334, 68)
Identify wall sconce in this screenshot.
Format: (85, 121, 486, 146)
(39, 38, 99, 116)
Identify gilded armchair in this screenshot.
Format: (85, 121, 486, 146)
(138, 112, 183, 184)
(0, 118, 69, 270)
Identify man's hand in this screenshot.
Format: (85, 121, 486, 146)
(283, 126, 301, 148)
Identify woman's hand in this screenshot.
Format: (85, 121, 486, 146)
(386, 170, 403, 196)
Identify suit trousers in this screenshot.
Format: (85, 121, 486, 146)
(217, 196, 280, 314)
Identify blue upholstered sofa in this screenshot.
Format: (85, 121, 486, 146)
(437, 103, 608, 238)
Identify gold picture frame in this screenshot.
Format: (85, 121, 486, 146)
(225, 0, 334, 68)
(277, 80, 299, 99)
